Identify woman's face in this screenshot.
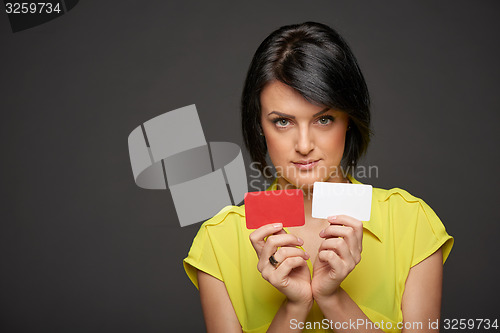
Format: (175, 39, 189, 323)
(260, 80, 350, 191)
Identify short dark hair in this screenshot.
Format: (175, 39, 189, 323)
(241, 22, 371, 176)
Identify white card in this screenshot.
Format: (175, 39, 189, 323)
(312, 182, 373, 221)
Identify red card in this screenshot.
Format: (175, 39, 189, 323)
(244, 190, 305, 229)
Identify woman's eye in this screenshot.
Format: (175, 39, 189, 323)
(317, 116, 333, 125)
(274, 118, 290, 127)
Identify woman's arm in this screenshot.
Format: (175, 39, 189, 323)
(198, 270, 242, 333)
(267, 298, 313, 332)
(197, 222, 313, 333)
(315, 248, 444, 333)
(250, 223, 313, 332)
(315, 287, 383, 333)
(401, 248, 443, 332)
(198, 267, 312, 333)
(312, 215, 382, 332)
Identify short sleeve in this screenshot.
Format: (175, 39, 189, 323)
(183, 221, 223, 289)
(411, 199, 454, 267)
(183, 205, 245, 289)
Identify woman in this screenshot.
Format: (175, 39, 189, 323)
(184, 22, 453, 333)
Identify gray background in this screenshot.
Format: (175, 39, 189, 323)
(1, 1, 499, 332)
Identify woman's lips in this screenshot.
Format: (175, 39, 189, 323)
(292, 160, 320, 170)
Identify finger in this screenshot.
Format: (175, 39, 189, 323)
(257, 234, 304, 272)
(261, 256, 307, 287)
(273, 257, 309, 282)
(319, 237, 353, 262)
(320, 225, 361, 257)
(326, 215, 363, 248)
(274, 247, 309, 263)
(260, 233, 304, 260)
(249, 223, 284, 254)
(327, 215, 363, 230)
(317, 249, 343, 270)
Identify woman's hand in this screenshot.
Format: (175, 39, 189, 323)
(311, 215, 363, 301)
(249, 223, 312, 305)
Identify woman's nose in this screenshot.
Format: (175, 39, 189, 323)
(294, 126, 315, 155)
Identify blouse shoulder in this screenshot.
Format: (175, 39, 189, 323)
(373, 186, 423, 204)
(371, 185, 454, 266)
(204, 205, 245, 224)
(197, 205, 245, 237)
(183, 205, 246, 288)
(349, 175, 427, 205)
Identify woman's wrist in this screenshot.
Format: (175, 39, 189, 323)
(267, 297, 314, 332)
(285, 297, 314, 318)
(313, 287, 342, 312)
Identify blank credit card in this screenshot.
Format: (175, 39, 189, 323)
(312, 182, 372, 221)
(244, 189, 305, 229)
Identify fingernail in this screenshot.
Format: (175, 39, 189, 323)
(273, 223, 283, 228)
(328, 215, 337, 221)
(304, 252, 310, 259)
(297, 237, 303, 244)
(319, 229, 325, 237)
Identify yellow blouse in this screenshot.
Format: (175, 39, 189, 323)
(183, 176, 453, 333)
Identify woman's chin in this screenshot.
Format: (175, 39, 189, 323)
(280, 176, 325, 191)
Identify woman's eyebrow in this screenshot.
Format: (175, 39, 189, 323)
(267, 107, 330, 119)
(268, 111, 295, 118)
(312, 108, 330, 117)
